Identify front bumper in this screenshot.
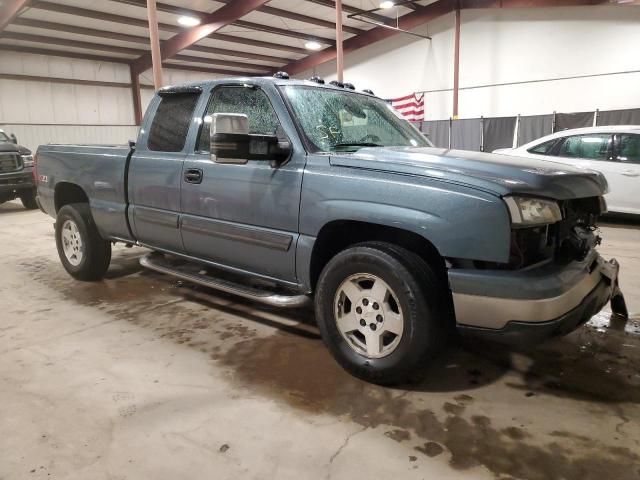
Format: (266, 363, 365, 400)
(0, 169, 34, 192)
(449, 251, 620, 346)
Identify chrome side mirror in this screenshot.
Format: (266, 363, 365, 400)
(210, 113, 250, 164)
(210, 112, 292, 166)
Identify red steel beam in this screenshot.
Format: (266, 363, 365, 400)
(146, 0, 164, 89)
(131, 0, 271, 75)
(0, 0, 29, 33)
(452, 8, 461, 118)
(335, 0, 344, 82)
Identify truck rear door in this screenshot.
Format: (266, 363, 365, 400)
(128, 88, 201, 253)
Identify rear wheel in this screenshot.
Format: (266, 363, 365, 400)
(19, 189, 38, 210)
(314, 242, 447, 385)
(55, 203, 111, 281)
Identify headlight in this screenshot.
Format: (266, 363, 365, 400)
(504, 196, 562, 226)
(21, 154, 34, 167)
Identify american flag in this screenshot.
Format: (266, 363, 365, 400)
(388, 93, 425, 122)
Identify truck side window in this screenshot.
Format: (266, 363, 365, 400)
(148, 93, 200, 152)
(197, 87, 279, 152)
(616, 134, 640, 164)
(557, 134, 612, 161)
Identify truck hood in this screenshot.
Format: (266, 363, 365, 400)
(329, 146, 607, 200)
(0, 142, 30, 155)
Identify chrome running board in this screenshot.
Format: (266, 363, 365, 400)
(139, 252, 310, 308)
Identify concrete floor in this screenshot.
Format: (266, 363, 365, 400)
(1, 200, 639, 480)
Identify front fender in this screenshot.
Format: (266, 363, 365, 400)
(299, 157, 512, 264)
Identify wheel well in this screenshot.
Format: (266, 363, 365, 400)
(309, 220, 446, 289)
(54, 182, 89, 212)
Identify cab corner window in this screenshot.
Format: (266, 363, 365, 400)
(557, 134, 612, 161)
(616, 134, 640, 164)
(197, 86, 279, 152)
(148, 93, 200, 152)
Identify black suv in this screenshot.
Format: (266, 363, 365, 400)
(0, 129, 37, 210)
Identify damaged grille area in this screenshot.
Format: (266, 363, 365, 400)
(467, 196, 606, 271)
(508, 196, 605, 269)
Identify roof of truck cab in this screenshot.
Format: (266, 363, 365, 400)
(158, 76, 377, 96)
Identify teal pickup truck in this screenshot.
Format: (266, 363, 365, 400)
(35, 75, 627, 384)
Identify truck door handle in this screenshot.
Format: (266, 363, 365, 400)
(622, 170, 639, 177)
(184, 168, 203, 184)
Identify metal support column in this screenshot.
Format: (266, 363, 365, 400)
(335, 0, 344, 82)
(146, 0, 163, 90)
(452, 8, 460, 119)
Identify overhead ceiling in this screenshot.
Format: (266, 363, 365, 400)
(0, 0, 435, 77)
(1, 0, 626, 80)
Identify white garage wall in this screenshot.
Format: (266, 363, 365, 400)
(0, 50, 219, 152)
(303, 6, 640, 120)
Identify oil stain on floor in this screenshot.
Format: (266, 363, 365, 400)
(19, 250, 640, 480)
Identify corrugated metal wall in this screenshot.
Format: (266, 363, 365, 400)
(0, 51, 216, 152)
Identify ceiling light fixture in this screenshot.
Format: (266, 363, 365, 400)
(178, 16, 201, 27)
(305, 40, 322, 51)
(379, 1, 395, 8)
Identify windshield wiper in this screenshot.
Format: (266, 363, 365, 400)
(333, 142, 383, 150)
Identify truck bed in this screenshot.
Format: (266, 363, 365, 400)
(36, 144, 133, 241)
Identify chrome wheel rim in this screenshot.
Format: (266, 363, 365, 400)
(334, 273, 404, 359)
(61, 219, 84, 267)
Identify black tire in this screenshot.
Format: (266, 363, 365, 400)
(314, 242, 448, 385)
(55, 203, 111, 281)
(19, 189, 38, 210)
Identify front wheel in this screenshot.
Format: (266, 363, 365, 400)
(55, 203, 111, 281)
(19, 189, 38, 210)
(314, 242, 447, 385)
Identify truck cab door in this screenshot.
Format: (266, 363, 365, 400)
(128, 89, 201, 253)
(180, 84, 304, 285)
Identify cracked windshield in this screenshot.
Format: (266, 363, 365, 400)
(283, 85, 431, 153)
